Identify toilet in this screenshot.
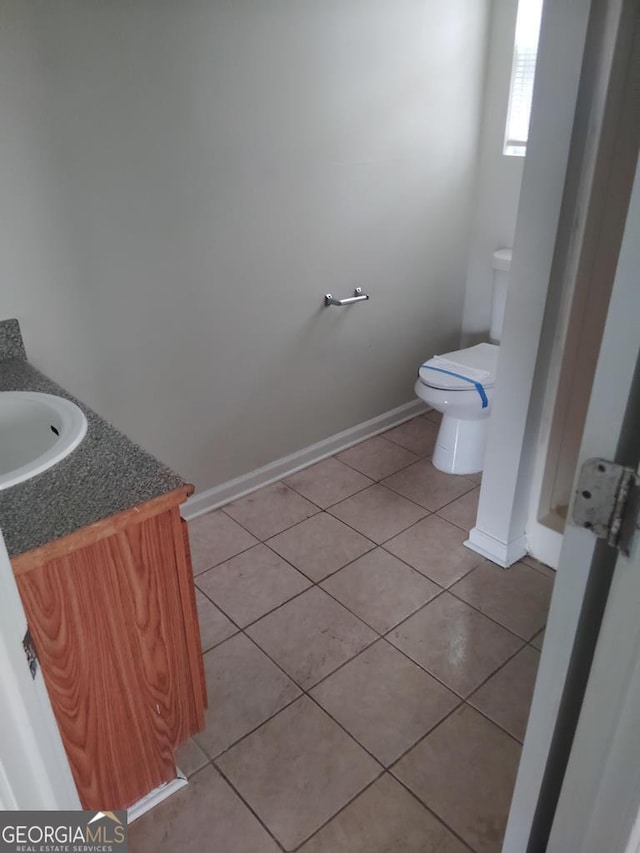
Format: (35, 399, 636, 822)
(414, 248, 512, 475)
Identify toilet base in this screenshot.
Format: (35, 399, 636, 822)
(432, 415, 489, 475)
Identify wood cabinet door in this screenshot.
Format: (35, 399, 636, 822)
(17, 507, 204, 809)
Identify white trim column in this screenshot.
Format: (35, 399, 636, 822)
(466, 0, 594, 568)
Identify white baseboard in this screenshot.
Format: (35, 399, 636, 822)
(128, 772, 188, 823)
(465, 526, 528, 568)
(183, 399, 428, 520)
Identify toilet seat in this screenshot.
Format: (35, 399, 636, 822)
(418, 343, 499, 391)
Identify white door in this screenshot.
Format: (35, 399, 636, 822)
(503, 151, 640, 850)
(0, 529, 80, 810)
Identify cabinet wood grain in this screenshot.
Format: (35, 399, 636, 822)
(14, 490, 206, 810)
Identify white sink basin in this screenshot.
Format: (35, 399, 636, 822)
(0, 392, 88, 490)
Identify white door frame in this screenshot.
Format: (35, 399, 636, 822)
(0, 528, 80, 810)
(469, 0, 639, 573)
(503, 144, 640, 853)
(544, 149, 640, 851)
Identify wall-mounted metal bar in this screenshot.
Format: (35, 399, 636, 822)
(324, 287, 370, 307)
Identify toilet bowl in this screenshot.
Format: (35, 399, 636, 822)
(414, 248, 511, 475)
(415, 343, 499, 474)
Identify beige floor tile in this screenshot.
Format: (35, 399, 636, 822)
(388, 593, 523, 697)
(384, 515, 484, 587)
(129, 764, 281, 853)
(267, 513, 374, 582)
(425, 409, 442, 424)
(299, 774, 469, 853)
(437, 487, 481, 532)
(451, 561, 553, 640)
(216, 697, 381, 851)
(194, 634, 300, 758)
(284, 457, 373, 508)
(382, 460, 476, 511)
(328, 484, 427, 545)
(195, 589, 238, 651)
(337, 436, 419, 480)
(383, 417, 440, 457)
(247, 587, 377, 689)
(531, 628, 545, 650)
(188, 510, 258, 575)
(393, 706, 521, 853)
(467, 471, 483, 484)
(311, 641, 459, 766)
(223, 482, 318, 540)
(175, 738, 209, 778)
(196, 544, 310, 627)
(321, 548, 440, 633)
(470, 646, 540, 741)
(521, 554, 556, 578)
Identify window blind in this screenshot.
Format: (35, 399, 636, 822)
(504, 0, 544, 156)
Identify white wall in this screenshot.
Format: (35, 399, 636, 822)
(0, 0, 489, 491)
(462, 0, 524, 344)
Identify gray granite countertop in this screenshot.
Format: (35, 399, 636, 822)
(0, 358, 188, 558)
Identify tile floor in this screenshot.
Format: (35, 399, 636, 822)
(130, 411, 554, 853)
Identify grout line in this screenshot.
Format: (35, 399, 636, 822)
(333, 441, 422, 481)
(322, 499, 428, 543)
(433, 496, 481, 534)
(242, 616, 379, 695)
(218, 489, 323, 541)
(377, 540, 482, 588)
(386, 638, 529, 773)
(445, 581, 543, 643)
(380, 579, 531, 646)
(281, 476, 376, 512)
(380, 474, 478, 515)
(315, 580, 440, 637)
(191, 536, 259, 578)
(198, 581, 313, 637)
(389, 771, 477, 852)
(288, 772, 386, 852)
(205, 689, 303, 765)
(462, 698, 526, 749)
(212, 760, 289, 852)
(464, 641, 536, 707)
(464, 699, 528, 747)
(305, 691, 388, 768)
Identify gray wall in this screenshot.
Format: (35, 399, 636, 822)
(0, 0, 488, 490)
(462, 0, 524, 344)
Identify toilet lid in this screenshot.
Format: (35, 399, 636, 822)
(418, 343, 499, 391)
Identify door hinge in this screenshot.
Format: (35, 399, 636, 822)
(573, 458, 640, 555)
(23, 629, 38, 679)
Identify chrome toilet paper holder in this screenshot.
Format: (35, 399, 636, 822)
(324, 287, 370, 307)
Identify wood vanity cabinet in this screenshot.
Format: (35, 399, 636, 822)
(11, 486, 206, 810)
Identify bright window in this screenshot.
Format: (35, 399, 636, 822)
(504, 0, 544, 156)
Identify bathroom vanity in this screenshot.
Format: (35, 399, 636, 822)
(0, 320, 206, 810)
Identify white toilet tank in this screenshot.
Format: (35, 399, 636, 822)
(490, 248, 512, 344)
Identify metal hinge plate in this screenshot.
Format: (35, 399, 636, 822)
(573, 458, 640, 555)
(23, 629, 38, 679)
